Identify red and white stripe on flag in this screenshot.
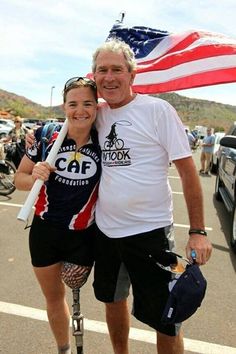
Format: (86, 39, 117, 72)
(132, 30, 236, 93)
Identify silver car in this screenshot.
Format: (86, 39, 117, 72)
(0, 124, 12, 138)
(210, 132, 225, 173)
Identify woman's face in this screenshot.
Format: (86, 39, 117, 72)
(63, 86, 97, 132)
(14, 119, 22, 127)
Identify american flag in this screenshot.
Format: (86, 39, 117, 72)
(107, 23, 236, 94)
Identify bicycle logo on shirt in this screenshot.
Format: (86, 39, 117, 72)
(103, 120, 132, 167)
(103, 121, 131, 150)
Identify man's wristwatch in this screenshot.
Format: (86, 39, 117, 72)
(189, 229, 207, 236)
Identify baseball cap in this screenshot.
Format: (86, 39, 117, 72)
(161, 263, 207, 324)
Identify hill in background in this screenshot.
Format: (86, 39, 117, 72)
(0, 89, 63, 119)
(155, 92, 236, 131)
(1, 88, 236, 131)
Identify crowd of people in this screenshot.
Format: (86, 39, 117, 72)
(15, 39, 212, 354)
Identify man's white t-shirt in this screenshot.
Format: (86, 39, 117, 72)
(95, 94, 191, 238)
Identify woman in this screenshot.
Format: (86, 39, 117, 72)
(14, 77, 101, 354)
(2, 116, 28, 168)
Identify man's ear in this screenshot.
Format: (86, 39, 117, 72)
(130, 70, 136, 85)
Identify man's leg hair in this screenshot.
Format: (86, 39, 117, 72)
(157, 330, 184, 354)
(61, 262, 92, 289)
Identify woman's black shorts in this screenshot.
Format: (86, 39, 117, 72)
(29, 215, 96, 267)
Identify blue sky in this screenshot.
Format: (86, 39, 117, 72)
(1, 0, 236, 107)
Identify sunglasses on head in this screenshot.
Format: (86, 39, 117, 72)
(64, 77, 96, 90)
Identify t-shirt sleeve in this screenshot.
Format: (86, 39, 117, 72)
(155, 100, 192, 161)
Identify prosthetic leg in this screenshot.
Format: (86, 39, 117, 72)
(72, 288, 84, 354)
(61, 262, 92, 354)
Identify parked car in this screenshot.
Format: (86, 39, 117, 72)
(0, 125, 12, 138)
(44, 118, 65, 124)
(0, 119, 14, 129)
(23, 118, 43, 130)
(210, 131, 225, 173)
(215, 129, 236, 253)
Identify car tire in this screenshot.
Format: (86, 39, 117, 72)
(215, 173, 222, 201)
(230, 205, 236, 253)
(215, 159, 219, 173)
(210, 159, 217, 174)
(211, 163, 216, 174)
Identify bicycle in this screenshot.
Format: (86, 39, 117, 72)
(104, 137, 124, 150)
(0, 142, 16, 196)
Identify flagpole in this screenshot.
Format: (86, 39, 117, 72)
(116, 12, 125, 23)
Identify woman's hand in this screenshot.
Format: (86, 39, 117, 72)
(25, 132, 35, 149)
(32, 161, 55, 182)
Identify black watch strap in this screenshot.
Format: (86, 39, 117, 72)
(189, 229, 207, 236)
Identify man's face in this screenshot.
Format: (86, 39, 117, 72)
(94, 50, 136, 109)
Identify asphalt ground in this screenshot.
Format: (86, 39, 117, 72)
(0, 149, 236, 354)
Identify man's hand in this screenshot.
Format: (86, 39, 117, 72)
(186, 234, 212, 265)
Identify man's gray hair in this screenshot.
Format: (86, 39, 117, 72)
(92, 38, 137, 73)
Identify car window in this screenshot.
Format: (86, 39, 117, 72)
(0, 119, 14, 126)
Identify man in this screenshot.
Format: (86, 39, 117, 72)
(92, 39, 212, 354)
(199, 128, 215, 175)
(185, 128, 196, 150)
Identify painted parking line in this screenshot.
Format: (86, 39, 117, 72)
(174, 223, 213, 231)
(0, 201, 24, 208)
(0, 301, 235, 354)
